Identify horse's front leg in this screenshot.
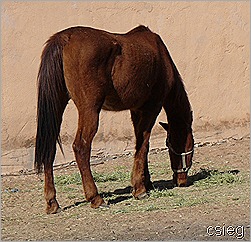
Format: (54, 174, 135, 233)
(132, 131, 152, 199)
(73, 109, 105, 208)
(130, 110, 157, 199)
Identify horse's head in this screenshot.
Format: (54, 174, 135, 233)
(159, 121, 194, 187)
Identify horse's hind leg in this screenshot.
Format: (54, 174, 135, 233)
(73, 107, 105, 208)
(130, 109, 160, 199)
(43, 102, 68, 214)
(44, 158, 60, 214)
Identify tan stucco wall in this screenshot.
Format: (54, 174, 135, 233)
(1, 1, 250, 172)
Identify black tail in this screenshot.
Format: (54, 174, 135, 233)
(35, 33, 70, 173)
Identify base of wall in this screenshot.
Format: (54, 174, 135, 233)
(1, 123, 249, 175)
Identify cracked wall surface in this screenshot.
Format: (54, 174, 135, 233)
(1, 1, 250, 173)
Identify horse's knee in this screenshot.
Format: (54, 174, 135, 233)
(72, 141, 80, 153)
(72, 140, 90, 158)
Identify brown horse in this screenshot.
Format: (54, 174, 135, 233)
(35, 25, 194, 214)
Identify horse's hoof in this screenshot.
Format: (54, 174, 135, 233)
(90, 195, 106, 209)
(56, 207, 62, 213)
(136, 192, 149, 200)
(99, 202, 110, 209)
(46, 205, 61, 214)
(46, 207, 62, 214)
(46, 199, 60, 214)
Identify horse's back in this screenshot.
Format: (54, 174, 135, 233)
(61, 26, 166, 111)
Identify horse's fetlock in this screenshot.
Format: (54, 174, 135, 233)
(90, 195, 105, 208)
(73, 141, 89, 158)
(48, 198, 56, 206)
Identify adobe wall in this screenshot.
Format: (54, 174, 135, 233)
(1, 1, 249, 173)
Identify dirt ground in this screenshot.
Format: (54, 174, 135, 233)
(1, 136, 250, 241)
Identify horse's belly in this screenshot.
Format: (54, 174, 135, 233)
(102, 88, 148, 111)
(102, 96, 127, 111)
(102, 95, 139, 111)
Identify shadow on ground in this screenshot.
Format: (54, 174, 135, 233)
(63, 169, 239, 210)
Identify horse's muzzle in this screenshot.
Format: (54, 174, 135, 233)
(173, 172, 188, 187)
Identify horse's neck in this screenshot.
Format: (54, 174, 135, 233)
(158, 37, 192, 129)
(165, 75, 192, 129)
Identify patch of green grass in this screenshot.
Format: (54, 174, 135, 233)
(150, 189, 175, 198)
(149, 163, 170, 177)
(92, 170, 130, 183)
(55, 173, 82, 186)
(194, 170, 243, 187)
(145, 204, 158, 211)
(113, 209, 129, 214)
(172, 195, 209, 208)
(53, 166, 247, 214)
(55, 169, 130, 187)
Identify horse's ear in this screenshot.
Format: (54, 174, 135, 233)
(159, 122, 169, 131)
